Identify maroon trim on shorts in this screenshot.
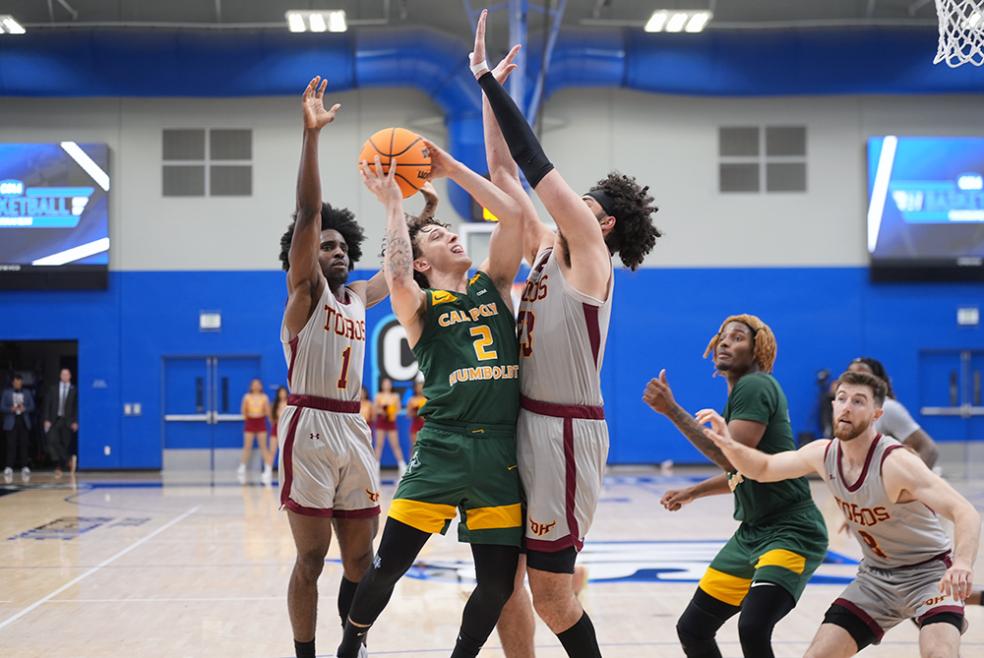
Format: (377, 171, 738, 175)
(280, 408, 304, 510)
(520, 396, 605, 420)
(833, 597, 885, 641)
(900, 551, 952, 569)
(879, 443, 904, 474)
(288, 394, 360, 414)
(917, 605, 965, 626)
(284, 498, 334, 518)
(563, 418, 583, 551)
(287, 335, 299, 387)
(526, 535, 578, 552)
(839, 434, 883, 492)
(582, 303, 601, 368)
(333, 506, 382, 519)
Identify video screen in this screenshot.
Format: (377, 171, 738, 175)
(0, 142, 110, 289)
(867, 136, 984, 281)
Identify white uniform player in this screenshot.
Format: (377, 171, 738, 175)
(821, 434, 962, 643)
(279, 284, 380, 519)
(517, 246, 613, 553)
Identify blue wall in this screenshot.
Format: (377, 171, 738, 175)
(1, 267, 980, 469)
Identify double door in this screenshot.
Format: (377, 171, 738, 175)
(162, 356, 263, 469)
(919, 350, 984, 441)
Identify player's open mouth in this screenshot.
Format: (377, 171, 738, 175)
(451, 245, 464, 254)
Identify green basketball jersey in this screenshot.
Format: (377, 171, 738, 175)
(724, 372, 815, 524)
(412, 271, 520, 429)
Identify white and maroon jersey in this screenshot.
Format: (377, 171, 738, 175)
(823, 434, 951, 570)
(517, 247, 613, 406)
(281, 284, 367, 401)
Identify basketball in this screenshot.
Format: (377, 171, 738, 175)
(359, 127, 431, 198)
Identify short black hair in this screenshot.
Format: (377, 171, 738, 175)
(836, 370, 888, 408)
(851, 357, 895, 399)
(591, 172, 661, 270)
(12, 373, 22, 381)
(279, 203, 365, 272)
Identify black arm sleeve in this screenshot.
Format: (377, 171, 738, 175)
(477, 72, 554, 188)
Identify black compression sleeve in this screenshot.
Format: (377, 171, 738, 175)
(477, 72, 554, 187)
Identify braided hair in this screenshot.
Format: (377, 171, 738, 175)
(703, 314, 778, 373)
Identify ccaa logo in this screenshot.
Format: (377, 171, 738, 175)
(0, 179, 24, 195)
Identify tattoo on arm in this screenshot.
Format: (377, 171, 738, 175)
(385, 226, 413, 281)
(667, 404, 734, 471)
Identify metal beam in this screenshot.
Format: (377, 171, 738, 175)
(508, 0, 529, 106)
(527, 0, 567, 125)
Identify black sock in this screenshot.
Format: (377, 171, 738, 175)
(294, 639, 315, 658)
(337, 576, 359, 627)
(556, 612, 602, 658)
(336, 620, 370, 658)
(450, 630, 483, 658)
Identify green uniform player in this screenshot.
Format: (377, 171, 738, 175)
(389, 271, 523, 546)
(337, 136, 528, 658)
(644, 314, 829, 658)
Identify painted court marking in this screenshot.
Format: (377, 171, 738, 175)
(0, 505, 199, 630)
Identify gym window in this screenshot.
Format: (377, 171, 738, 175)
(162, 129, 252, 197)
(718, 125, 807, 193)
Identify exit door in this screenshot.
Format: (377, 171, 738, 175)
(919, 350, 984, 441)
(162, 355, 262, 469)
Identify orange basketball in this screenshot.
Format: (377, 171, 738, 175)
(359, 127, 432, 198)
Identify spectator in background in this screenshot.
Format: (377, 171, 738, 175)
(268, 385, 289, 482)
(373, 377, 406, 476)
(238, 378, 272, 485)
(2, 374, 36, 483)
(44, 368, 77, 478)
(406, 379, 427, 448)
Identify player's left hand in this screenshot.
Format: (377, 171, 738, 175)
(420, 140, 456, 180)
(695, 409, 735, 449)
(939, 562, 974, 600)
(419, 181, 439, 219)
(492, 44, 521, 84)
(301, 76, 341, 131)
(642, 369, 676, 415)
(469, 9, 491, 78)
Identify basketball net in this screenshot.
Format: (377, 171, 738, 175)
(934, 0, 984, 67)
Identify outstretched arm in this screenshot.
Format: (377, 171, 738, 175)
(471, 10, 609, 285)
(883, 448, 980, 600)
(285, 77, 341, 337)
(359, 156, 426, 346)
(696, 409, 826, 482)
(423, 139, 523, 308)
(478, 45, 553, 266)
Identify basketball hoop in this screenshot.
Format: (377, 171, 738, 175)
(934, 0, 984, 67)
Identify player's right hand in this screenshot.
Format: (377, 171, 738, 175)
(939, 562, 975, 601)
(642, 369, 676, 415)
(492, 45, 521, 85)
(469, 9, 490, 78)
(301, 76, 341, 130)
(359, 155, 402, 207)
(695, 409, 735, 449)
(661, 488, 693, 511)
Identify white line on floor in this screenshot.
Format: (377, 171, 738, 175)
(47, 596, 281, 603)
(0, 505, 199, 630)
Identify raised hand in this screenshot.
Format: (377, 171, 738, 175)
(661, 488, 694, 512)
(470, 9, 491, 78)
(420, 139, 457, 180)
(642, 369, 677, 416)
(492, 44, 521, 85)
(302, 76, 341, 131)
(359, 155, 402, 207)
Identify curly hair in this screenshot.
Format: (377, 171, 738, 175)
(703, 314, 778, 373)
(850, 357, 895, 399)
(278, 203, 365, 272)
(591, 172, 661, 270)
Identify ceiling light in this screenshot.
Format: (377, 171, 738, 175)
(644, 11, 668, 32)
(285, 10, 347, 34)
(645, 9, 712, 34)
(0, 15, 26, 35)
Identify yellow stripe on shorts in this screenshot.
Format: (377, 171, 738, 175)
(465, 504, 522, 530)
(755, 549, 806, 575)
(388, 498, 457, 534)
(698, 567, 753, 607)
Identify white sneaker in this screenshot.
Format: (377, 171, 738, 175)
(261, 466, 272, 486)
(20, 467, 30, 482)
(236, 463, 246, 484)
(2, 467, 11, 484)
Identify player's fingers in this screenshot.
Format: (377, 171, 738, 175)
(503, 44, 521, 65)
(659, 369, 667, 383)
(318, 79, 328, 96)
(387, 157, 398, 182)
